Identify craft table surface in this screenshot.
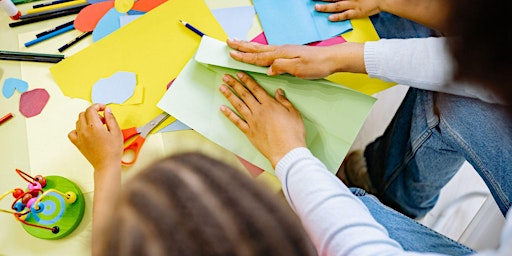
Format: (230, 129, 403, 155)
(0, 1, 278, 255)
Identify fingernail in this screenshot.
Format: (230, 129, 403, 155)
(277, 88, 284, 95)
(237, 72, 244, 79)
(229, 50, 239, 56)
(222, 74, 230, 82)
(219, 85, 227, 92)
(315, 4, 320, 9)
(105, 107, 112, 114)
(220, 105, 227, 111)
(267, 67, 274, 76)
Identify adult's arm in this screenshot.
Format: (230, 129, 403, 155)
(276, 147, 441, 256)
(315, 0, 448, 32)
(365, 37, 503, 103)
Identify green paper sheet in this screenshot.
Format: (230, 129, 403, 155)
(157, 36, 376, 174)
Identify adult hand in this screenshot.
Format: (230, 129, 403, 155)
(227, 39, 366, 78)
(314, 0, 381, 22)
(227, 38, 339, 79)
(68, 104, 124, 172)
(219, 72, 306, 168)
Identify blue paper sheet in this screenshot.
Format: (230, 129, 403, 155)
(252, 0, 352, 45)
(212, 6, 255, 41)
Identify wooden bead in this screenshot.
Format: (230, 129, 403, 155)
(13, 201, 25, 212)
(64, 192, 77, 204)
(28, 181, 42, 191)
(21, 193, 32, 205)
(34, 175, 47, 187)
(26, 198, 37, 209)
(12, 188, 24, 198)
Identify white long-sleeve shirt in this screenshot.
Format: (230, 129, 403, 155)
(364, 37, 504, 104)
(275, 147, 512, 256)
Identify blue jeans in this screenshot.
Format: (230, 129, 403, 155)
(370, 12, 440, 38)
(352, 188, 475, 255)
(364, 88, 512, 218)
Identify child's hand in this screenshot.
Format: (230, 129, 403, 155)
(219, 72, 306, 168)
(68, 104, 124, 172)
(314, 0, 381, 22)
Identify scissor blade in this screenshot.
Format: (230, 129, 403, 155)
(138, 113, 170, 137)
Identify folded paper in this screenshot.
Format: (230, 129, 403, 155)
(158, 36, 376, 174)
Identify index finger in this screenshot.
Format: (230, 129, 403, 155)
(227, 38, 276, 53)
(85, 103, 106, 127)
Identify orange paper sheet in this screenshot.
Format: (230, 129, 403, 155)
(50, 0, 228, 129)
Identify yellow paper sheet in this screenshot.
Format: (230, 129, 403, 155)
(327, 18, 397, 95)
(50, 0, 228, 129)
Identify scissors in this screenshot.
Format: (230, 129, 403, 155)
(121, 112, 170, 166)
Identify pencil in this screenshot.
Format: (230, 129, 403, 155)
(36, 19, 74, 38)
(33, 0, 74, 8)
(25, 24, 75, 47)
(9, 4, 87, 27)
(0, 50, 64, 63)
(0, 113, 13, 125)
(58, 31, 91, 52)
(179, 20, 205, 37)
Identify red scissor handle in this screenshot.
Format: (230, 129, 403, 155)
(122, 136, 146, 166)
(122, 127, 139, 141)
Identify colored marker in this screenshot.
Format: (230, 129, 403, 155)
(179, 20, 205, 37)
(9, 4, 87, 27)
(33, 0, 74, 9)
(25, 24, 75, 47)
(0, 113, 13, 125)
(58, 31, 91, 52)
(0, 0, 21, 20)
(36, 20, 74, 38)
(26, 0, 86, 15)
(0, 50, 64, 63)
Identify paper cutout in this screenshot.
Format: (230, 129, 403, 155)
(119, 14, 142, 26)
(123, 84, 143, 105)
(74, 1, 115, 32)
(252, 0, 352, 45)
(251, 32, 346, 46)
(3, 78, 28, 98)
(212, 6, 255, 41)
(92, 8, 124, 42)
(19, 88, 50, 118)
(131, 0, 166, 12)
(114, 0, 133, 13)
(157, 119, 191, 133)
(157, 36, 376, 174)
(50, 0, 227, 129)
(91, 71, 136, 104)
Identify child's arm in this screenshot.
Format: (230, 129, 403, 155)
(315, 0, 448, 32)
(68, 104, 123, 255)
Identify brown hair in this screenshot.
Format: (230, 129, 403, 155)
(447, 0, 512, 111)
(98, 153, 316, 256)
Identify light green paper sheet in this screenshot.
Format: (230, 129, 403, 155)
(158, 36, 376, 174)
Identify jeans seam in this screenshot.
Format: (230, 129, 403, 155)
(440, 115, 511, 214)
(380, 90, 437, 195)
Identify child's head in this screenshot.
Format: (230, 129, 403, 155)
(447, 0, 511, 109)
(97, 152, 316, 256)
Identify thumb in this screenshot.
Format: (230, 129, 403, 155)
(103, 107, 121, 134)
(269, 58, 300, 77)
(275, 88, 294, 110)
